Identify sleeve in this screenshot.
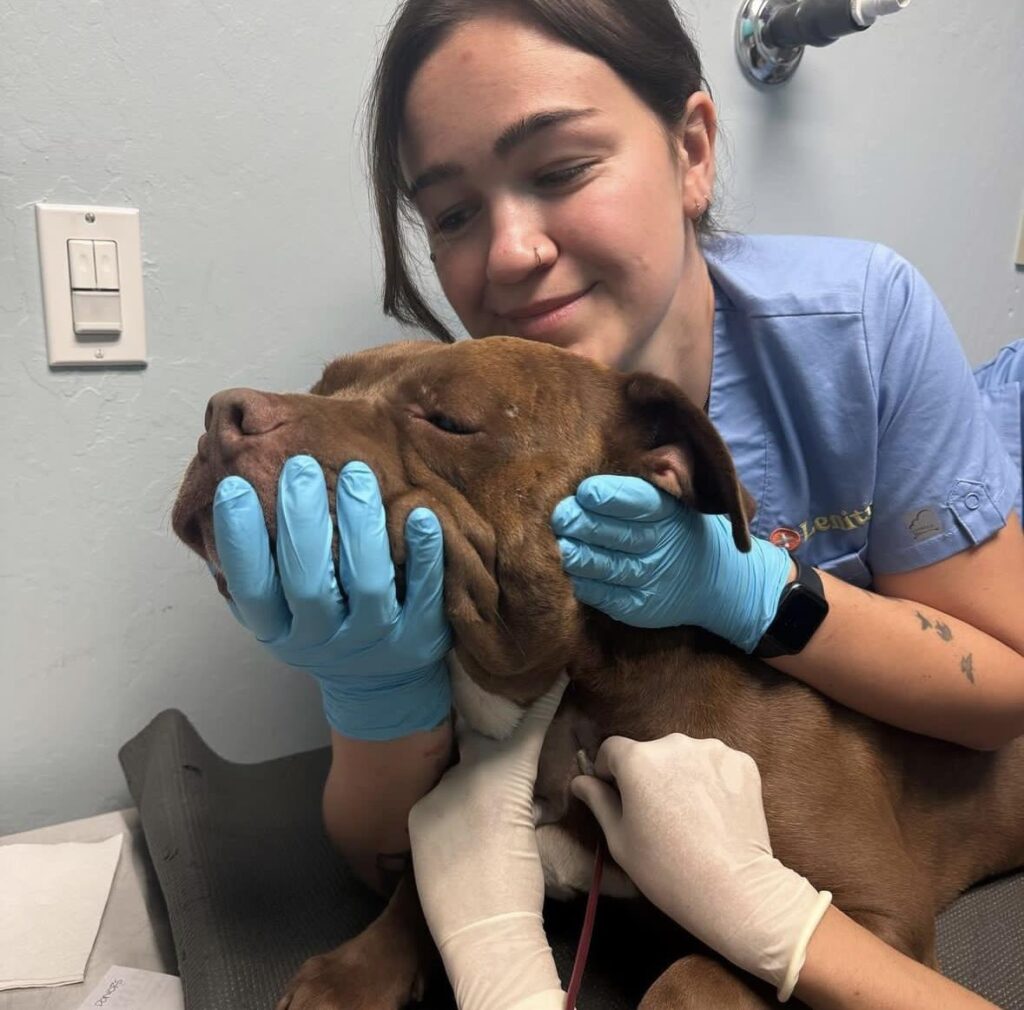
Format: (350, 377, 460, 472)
(863, 245, 1019, 575)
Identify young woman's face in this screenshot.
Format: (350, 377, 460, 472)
(400, 14, 712, 367)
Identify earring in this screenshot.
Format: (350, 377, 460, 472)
(430, 252, 437, 263)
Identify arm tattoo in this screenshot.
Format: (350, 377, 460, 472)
(961, 654, 975, 684)
(914, 611, 954, 643)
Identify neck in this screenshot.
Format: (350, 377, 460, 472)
(567, 612, 738, 743)
(616, 231, 715, 411)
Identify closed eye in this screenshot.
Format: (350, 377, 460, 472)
(436, 205, 474, 236)
(424, 412, 480, 436)
(536, 161, 594, 188)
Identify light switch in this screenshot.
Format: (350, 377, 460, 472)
(1016, 211, 1024, 268)
(67, 239, 97, 290)
(71, 291, 123, 335)
(35, 204, 147, 367)
(94, 240, 120, 289)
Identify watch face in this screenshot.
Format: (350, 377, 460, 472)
(774, 583, 830, 647)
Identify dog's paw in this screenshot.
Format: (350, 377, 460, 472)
(275, 942, 427, 1010)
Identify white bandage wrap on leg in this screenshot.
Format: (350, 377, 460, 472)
(439, 913, 565, 1010)
(509, 991, 570, 1010)
(410, 675, 571, 1010)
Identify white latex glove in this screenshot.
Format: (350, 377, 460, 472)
(409, 674, 569, 1010)
(571, 734, 832, 1002)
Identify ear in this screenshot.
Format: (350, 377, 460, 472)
(619, 372, 755, 552)
(674, 91, 717, 221)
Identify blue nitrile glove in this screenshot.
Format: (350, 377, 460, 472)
(212, 456, 452, 740)
(551, 475, 793, 654)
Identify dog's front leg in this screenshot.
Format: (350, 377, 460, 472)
(276, 873, 440, 1010)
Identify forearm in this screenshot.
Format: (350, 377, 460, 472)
(322, 717, 454, 895)
(795, 906, 997, 1010)
(770, 567, 1024, 750)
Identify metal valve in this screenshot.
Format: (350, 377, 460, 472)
(736, 0, 911, 87)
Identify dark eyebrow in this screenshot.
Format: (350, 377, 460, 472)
(406, 107, 599, 199)
(493, 106, 599, 157)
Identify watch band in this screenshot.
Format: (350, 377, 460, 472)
(753, 556, 829, 660)
(789, 556, 823, 594)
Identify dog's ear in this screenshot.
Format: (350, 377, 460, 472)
(619, 372, 755, 552)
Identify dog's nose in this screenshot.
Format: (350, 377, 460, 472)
(201, 388, 288, 461)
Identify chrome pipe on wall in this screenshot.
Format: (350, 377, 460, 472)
(736, 0, 912, 87)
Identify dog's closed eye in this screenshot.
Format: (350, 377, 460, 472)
(423, 412, 480, 436)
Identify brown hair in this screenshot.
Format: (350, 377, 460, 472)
(367, 0, 714, 343)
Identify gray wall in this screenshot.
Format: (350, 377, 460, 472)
(2, 0, 1022, 834)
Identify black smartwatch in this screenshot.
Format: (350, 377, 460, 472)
(753, 557, 829, 659)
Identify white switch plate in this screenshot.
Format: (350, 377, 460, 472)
(35, 203, 147, 367)
(1016, 210, 1024, 268)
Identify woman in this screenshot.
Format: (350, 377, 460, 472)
(210, 0, 1024, 1000)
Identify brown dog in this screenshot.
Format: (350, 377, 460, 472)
(172, 337, 1024, 1009)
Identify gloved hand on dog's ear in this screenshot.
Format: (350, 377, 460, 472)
(552, 475, 792, 653)
(571, 733, 832, 1002)
(212, 456, 452, 740)
(409, 674, 570, 1010)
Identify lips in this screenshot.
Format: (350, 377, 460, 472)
(500, 286, 593, 320)
(172, 456, 284, 604)
(495, 284, 596, 340)
(173, 456, 356, 606)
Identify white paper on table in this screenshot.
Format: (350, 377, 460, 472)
(0, 833, 123, 990)
(73, 965, 183, 1009)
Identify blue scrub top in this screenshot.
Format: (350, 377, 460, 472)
(703, 234, 1020, 587)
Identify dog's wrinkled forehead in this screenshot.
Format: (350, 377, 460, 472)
(310, 339, 442, 398)
(311, 337, 616, 446)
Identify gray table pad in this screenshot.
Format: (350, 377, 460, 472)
(119, 709, 1024, 1010)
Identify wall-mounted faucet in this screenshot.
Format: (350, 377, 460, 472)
(736, 0, 911, 86)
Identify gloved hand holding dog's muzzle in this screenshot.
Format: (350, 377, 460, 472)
(212, 455, 452, 740)
(552, 475, 792, 653)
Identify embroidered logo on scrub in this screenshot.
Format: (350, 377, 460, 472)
(768, 527, 802, 550)
(770, 503, 873, 552)
(904, 507, 943, 542)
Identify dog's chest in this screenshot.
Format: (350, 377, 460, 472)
(449, 655, 637, 900)
(449, 653, 525, 740)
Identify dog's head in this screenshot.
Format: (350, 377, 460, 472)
(172, 337, 752, 702)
